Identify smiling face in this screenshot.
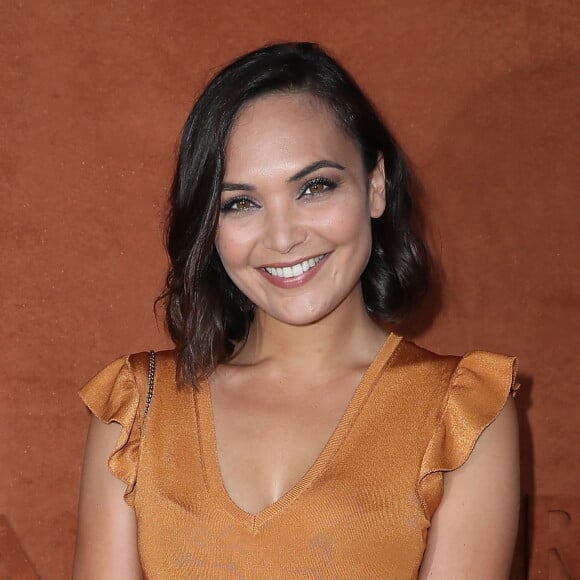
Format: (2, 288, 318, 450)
(214, 92, 386, 327)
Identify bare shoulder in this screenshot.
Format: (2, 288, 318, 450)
(419, 397, 520, 580)
(73, 415, 142, 580)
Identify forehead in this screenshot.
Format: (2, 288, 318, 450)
(224, 93, 362, 177)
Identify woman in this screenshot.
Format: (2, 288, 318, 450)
(73, 42, 520, 579)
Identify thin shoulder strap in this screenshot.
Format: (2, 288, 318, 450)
(144, 350, 156, 417)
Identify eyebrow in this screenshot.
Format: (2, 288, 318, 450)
(221, 160, 346, 192)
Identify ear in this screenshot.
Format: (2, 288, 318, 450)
(368, 154, 387, 218)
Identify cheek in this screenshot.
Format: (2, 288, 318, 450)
(315, 195, 371, 246)
(214, 220, 257, 270)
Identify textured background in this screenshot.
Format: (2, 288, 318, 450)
(1, 1, 579, 578)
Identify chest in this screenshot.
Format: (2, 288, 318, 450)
(133, 344, 438, 578)
(129, 338, 456, 578)
(136, 382, 430, 579)
(208, 372, 365, 515)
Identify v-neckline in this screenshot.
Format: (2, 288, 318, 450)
(194, 331, 402, 532)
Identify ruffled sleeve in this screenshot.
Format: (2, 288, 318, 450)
(417, 350, 519, 520)
(79, 355, 141, 507)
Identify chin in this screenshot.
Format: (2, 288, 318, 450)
(273, 312, 328, 327)
(260, 298, 338, 327)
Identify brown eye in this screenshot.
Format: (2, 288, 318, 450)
(309, 182, 325, 194)
(220, 196, 257, 213)
(234, 199, 253, 210)
(302, 177, 337, 197)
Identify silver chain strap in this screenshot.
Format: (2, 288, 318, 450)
(144, 350, 156, 417)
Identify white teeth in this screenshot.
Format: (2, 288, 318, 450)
(264, 254, 326, 278)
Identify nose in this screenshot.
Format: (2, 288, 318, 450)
(262, 204, 307, 255)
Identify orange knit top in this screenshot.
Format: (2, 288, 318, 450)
(79, 332, 519, 579)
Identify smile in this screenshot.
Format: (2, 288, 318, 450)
(262, 254, 326, 278)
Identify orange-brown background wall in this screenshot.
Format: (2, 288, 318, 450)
(1, 1, 578, 578)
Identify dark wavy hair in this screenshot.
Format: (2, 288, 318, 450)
(158, 42, 430, 387)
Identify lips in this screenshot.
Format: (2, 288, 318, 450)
(262, 254, 326, 279)
(258, 252, 331, 289)
(259, 252, 328, 269)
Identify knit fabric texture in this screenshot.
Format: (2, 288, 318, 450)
(79, 332, 519, 579)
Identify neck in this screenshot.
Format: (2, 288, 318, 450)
(233, 287, 389, 374)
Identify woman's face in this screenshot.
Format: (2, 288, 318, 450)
(215, 92, 386, 326)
